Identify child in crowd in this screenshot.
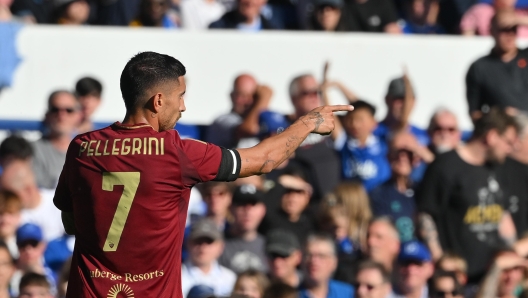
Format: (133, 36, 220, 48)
(232, 270, 270, 298)
(333, 101, 391, 191)
(18, 272, 53, 298)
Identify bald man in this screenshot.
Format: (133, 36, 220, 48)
(0, 161, 63, 241)
(205, 74, 272, 148)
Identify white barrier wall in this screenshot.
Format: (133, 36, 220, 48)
(1, 26, 526, 130)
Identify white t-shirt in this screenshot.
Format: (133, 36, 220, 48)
(21, 189, 65, 242)
(181, 260, 237, 297)
(181, 0, 225, 30)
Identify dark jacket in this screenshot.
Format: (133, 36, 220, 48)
(209, 10, 279, 29)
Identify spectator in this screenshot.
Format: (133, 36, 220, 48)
(181, 0, 225, 29)
(205, 75, 268, 149)
(263, 282, 298, 298)
(299, 233, 354, 298)
(200, 181, 234, 230)
(355, 260, 393, 298)
(427, 109, 462, 155)
(466, 10, 528, 121)
(369, 132, 430, 242)
(0, 135, 32, 169)
(307, 0, 351, 31)
(187, 285, 215, 298)
(366, 217, 401, 273)
(436, 253, 468, 289)
(0, 241, 14, 298)
(90, 0, 142, 25)
(219, 184, 268, 274)
(209, 0, 279, 30)
(401, 0, 443, 34)
(340, 0, 401, 33)
(9, 0, 52, 23)
(332, 100, 391, 191)
(75, 76, 103, 133)
(181, 218, 237, 297)
(0, 0, 13, 21)
(52, 0, 90, 25)
(43, 233, 74, 280)
(393, 240, 434, 298)
(0, 161, 64, 241)
(265, 229, 303, 287)
(461, 0, 528, 36)
(0, 190, 21, 259)
(429, 271, 464, 298)
(33, 90, 81, 189)
(418, 108, 518, 282)
(259, 169, 316, 245)
(11, 224, 55, 297)
(18, 272, 53, 298)
(475, 250, 528, 298)
(129, 0, 178, 28)
(232, 270, 270, 298)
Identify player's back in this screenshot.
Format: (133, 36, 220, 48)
(54, 123, 223, 298)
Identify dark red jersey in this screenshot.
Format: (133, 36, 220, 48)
(54, 123, 240, 298)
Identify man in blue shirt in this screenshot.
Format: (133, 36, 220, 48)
(300, 233, 354, 298)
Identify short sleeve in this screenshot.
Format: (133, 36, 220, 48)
(53, 142, 75, 212)
(466, 62, 483, 113)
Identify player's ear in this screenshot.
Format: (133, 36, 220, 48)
(151, 93, 164, 113)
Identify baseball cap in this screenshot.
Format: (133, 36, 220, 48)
(386, 77, 406, 99)
(278, 175, 313, 195)
(189, 219, 222, 241)
(232, 184, 265, 205)
(259, 111, 289, 139)
(187, 285, 215, 298)
(16, 223, 43, 245)
(398, 240, 431, 263)
(314, 0, 344, 8)
(266, 230, 300, 257)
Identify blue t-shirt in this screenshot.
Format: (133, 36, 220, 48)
(374, 123, 430, 147)
(335, 133, 391, 191)
(299, 280, 355, 298)
(369, 181, 417, 242)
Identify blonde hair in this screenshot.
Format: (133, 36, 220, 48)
(234, 270, 270, 298)
(437, 252, 468, 274)
(320, 182, 372, 251)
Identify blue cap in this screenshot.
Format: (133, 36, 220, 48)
(16, 223, 43, 244)
(398, 240, 431, 262)
(259, 111, 289, 139)
(187, 285, 215, 298)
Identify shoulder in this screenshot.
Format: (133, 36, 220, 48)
(219, 264, 237, 279)
(209, 10, 238, 28)
(329, 279, 354, 292)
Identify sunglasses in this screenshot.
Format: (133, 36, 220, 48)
(433, 126, 457, 133)
(399, 259, 425, 267)
(17, 240, 39, 248)
(499, 26, 518, 33)
(191, 237, 215, 245)
(284, 188, 308, 194)
(299, 90, 319, 97)
(354, 282, 381, 291)
(49, 106, 77, 114)
(433, 290, 460, 297)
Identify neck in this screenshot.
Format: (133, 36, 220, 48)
(243, 14, 258, 25)
(122, 111, 159, 131)
(357, 134, 369, 145)
(209, 214, 226, 227)
(232, 227, 258, 241)
(195, 262, 213, 274)
(395, 175, 409, 193)
(282, 271, 300, 287)
(495, 46, 518, 62)
(48, 134, 73, 152)
(288, 212, 301, 222)
(457, 140, 487, 165)
(306, 280, 329, 298)
(404, 286, 424, 298)
(26, 193, 42, 210)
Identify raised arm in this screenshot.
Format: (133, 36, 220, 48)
(235, 85, 272, 138)
(237, 105, 353, 177)
(397, 69, 415, 132)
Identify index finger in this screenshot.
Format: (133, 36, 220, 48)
(328, 105, 354, 112)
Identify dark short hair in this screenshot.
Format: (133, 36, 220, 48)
(429, 270, 463, 296)
(349, 100, 376, 117)
(471, 107, 519, 140)
(76, 77, 103, 97)
(47, 90, 78, 111)
(120, 52, 186, 111)
(19, 272, 51, 293)
(0, 135, 33, 161)
(356, 259, 391, 284)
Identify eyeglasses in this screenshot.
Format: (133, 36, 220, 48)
(433, 290, 460, 297)
(299, 90, 319, 97)
(433, 126, 457, 133)
(49, 106, 77, 114)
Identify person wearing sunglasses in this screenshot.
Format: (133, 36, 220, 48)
(429, 271, 463, 298)
(475, 250, 528, 298)
(265, 229, 303, 288)
(393, 240, 434, 298)
(426, 109, 462, 156)
(355, 260, 393, 298)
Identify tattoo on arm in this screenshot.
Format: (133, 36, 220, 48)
(418, 213, 443, 259)
(258, 159, 276, 174)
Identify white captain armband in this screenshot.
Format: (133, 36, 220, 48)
(213, 147, 241, 182)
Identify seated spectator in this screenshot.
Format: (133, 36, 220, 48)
(181, 0, 226, 29)
(75, 77, 103, 133)
(436, 253, 468, 289)
(0, 134, 33, 170)
(209, 0, 278, 30)
(181, 219, 237, 297)
(0, 190, 21, 259)
(333, 100, 391, 191)
(0, 241, 15, 298)
(130, 0, 178, 28)
(299, 233, 354, 298)
(52, 0, 89, 25)
(340, 0, 401, 33)
(33, 90, 81, 189)
(393, 240, 434, 298)
(401, 0, 444, 34)
(18, 272, 53, 298)
(265, 230, 302, 287)
(466, 10, 528, 121)
(461, 0, 528, 36)
(0, 161, 64, 241)
(11, 224, 55, 297)
(429, 271, 464, 298)
(263, 282, 298, 298)
(200, 181, 234, 230)
(475, 249, 528, 298)
(232, 270, 270, 298)
(259, 169, 316, 245)
(369, 132, 430, 242)
(427, 109, 462, 155)
(355, 260, 393, 298)
(307, 0, 351, 31)
(366, 217, 401, 273)
(220, 185, 268, 274)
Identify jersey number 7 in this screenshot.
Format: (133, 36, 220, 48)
(102, 172, 141, 252)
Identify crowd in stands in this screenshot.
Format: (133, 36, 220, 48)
(0, 0, 528, 34)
